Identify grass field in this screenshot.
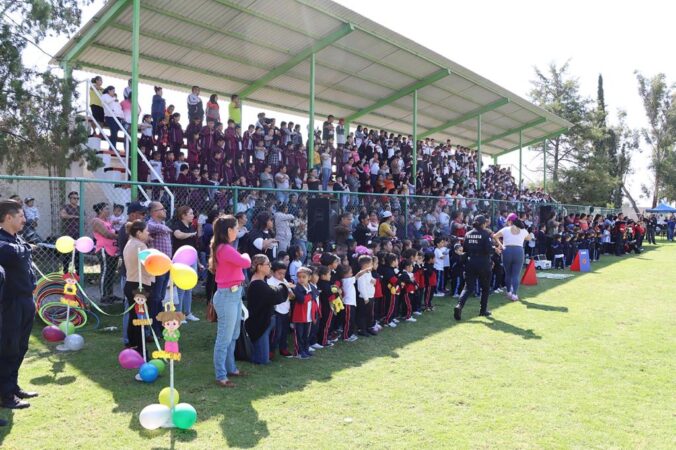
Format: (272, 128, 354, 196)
(1, 243, 674, 449)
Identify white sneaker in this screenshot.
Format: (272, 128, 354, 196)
(413, 311, 423, 316)
(433, 292, 444, 297)
(406, 317, 417, 323)
(387, 321, 397, 328)
(308, 346, 316, 352)
(452, 294, 460, 298)
(181, 320, 187, 325)
(346, 334, 358, 342)
(311, 343, 324, 350)
(393, 318, 400, 323)
(186, 313, 200, 322)
(495, 288, 503, 294)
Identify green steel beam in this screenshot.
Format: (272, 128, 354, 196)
(543, 139, 547, 191)
(59, 0, 131, 63)
(477, 114, 482, 190)
(239, 23, 354, 100)
(135, 5, 483, 124)
(412, 89, 418, 181)
(130, 0, 140, 199)
(494, 127, 568, 157)
(475, 117, 546, 147)
(308, 53, 316, 172)
(518, 130, 523, 191)
(344, 69, 449, 123)
(418, 97, 509, 139)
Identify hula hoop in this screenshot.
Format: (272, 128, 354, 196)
(38, 302, 88, 328)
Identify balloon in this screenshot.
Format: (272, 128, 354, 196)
(74, 236, 94, 253)
(170, 263, 198, 290)
(144, 253, 172, 276)
(42, 325, 65, 342)
(158, 387, 179, 408)
(64, 333, 84, 351)
(138, 363, 159, 383)
(118, 348, 144, 370)
(139, 404, 171, 430)
(172, 403, 197, 430)
(138, 249, 160, 262)
(149, 359, 165, 375)
(172, 245, 198, 266)
(58, 321, 75, 335)
(55, 236, 75, 254)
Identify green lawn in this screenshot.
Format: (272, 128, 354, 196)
(1, 244, 674, 449)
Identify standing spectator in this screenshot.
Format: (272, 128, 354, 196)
(91, 203, 119, 303)
(336, 118, 346, 148)
(274, 204, 295, 252)
(187, 86, 204, 124)
(59, 191, 80, 273)
(89, 76, 104, 126)
(378, 211, 396, 238)
(22, 197, 39, 231)
(206, 94, 220, 124)
(101, 86, 122, 148)
(0, 200, 38, 410)
(247, 212, 278, 260)
(493, 214, 530, 301)
(274, 165, 290, 204)
(246, 255, 289, 365)
(147, 201, 172, 335)
(211, 216, 251, 387)
(150, 86, 165, 132)
(169, 206, 200, 322)
(320, 149, 333, 191)
(322, 114, 335, 142)
(228, 94, 241, 127)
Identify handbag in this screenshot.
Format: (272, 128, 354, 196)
(234, 320, 253, 361)
(206, 301, 217, 322)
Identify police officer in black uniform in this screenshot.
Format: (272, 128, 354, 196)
(0, 200, 38, 411)
(454, 214, 493, 321)
(0, 265, 6, 426)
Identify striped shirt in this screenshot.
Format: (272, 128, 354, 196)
(147, 219, 172, 256)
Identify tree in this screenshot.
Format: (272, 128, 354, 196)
(635, 72, 676, 207)
(529, 61, 594, 185)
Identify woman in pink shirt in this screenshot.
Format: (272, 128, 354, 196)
(210, 215, 251, 387)
(91, 202, 119, 303)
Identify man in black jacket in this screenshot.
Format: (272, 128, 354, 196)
(0, 266, 6, 426)
(353, 212, 372, 247)
(0, 200, 38, 410)
(454, 215, 494, 321)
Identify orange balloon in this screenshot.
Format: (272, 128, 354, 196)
(144, 253, 172, 276)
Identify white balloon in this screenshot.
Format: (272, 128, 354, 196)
(64, 334, 85, 351)
(139, 404, 172, 430)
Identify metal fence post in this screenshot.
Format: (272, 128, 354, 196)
(78, 179, 85, 279)
(404, 193, 409, 239)
(233, 187, 239, 213)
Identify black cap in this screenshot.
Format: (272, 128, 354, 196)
(127, 202, 147, 215)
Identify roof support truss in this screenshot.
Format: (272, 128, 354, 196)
(238, 22, 354, 100)
(473, 117, 546, 148)
(494, 127, 568, 157)
(344, 69, 450, 123)
(418, 97, 509, 139)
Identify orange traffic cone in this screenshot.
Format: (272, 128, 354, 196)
(521, 260, 537, 285)
(570, 252, 580, 271)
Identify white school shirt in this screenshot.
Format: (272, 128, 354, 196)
(434, 247, 447, 271)
(289, 260, 302, 283)
(342, 276, 356, 306)
(268, 277, 290, 314)
(357, 272, 375, 300)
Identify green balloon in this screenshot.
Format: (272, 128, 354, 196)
(149, 359, 165, 375)
(58, 321, 75, 335)
(172, 403, 197, 430)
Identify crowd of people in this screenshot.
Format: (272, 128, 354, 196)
(89, 76, 555, 205)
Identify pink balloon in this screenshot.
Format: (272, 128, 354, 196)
(75, 236, 95, 253)
(172, 245, 197, 266)
(118, 348, 144, 369)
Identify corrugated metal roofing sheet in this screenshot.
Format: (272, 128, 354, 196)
(53, 0, 571, 155)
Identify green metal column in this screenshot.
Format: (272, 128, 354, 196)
(543, 139, 547, 191)
(78, 180, 85, 277)
(307, 52, 315, 172)
(492, 155, 497, 166)
(518, 130, 523, 191)
(477, 114, 482, 190)
(130, 0, 141, 200)
(412, 89, 418, 186)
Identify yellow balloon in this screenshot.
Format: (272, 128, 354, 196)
(159, 387, 179, 408)
(55, 236, 75, 254)
(170, 263, 198, 290)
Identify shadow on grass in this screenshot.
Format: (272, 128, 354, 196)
(4, 246, 657, 448)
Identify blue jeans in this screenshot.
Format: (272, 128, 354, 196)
(270, 311, 290, 352)
(321, 168, 331, 190)
(213, 287, 242, 381)
(177, 263, 196, 315)
(150, 273, 169, 335)
(251, 315, 275, 365)
(502, 246, 525, 295)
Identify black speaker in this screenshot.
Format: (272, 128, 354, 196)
(307, 198, 330, 243)
(539, 205, 554, 223)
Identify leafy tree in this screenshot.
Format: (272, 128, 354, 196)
(635, 72, 676, 207)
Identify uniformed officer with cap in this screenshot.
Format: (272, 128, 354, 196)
(454, 214, 494, 320)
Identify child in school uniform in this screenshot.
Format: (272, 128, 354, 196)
(422, 252, 437, 310)
(450, 243, 465, 298)
(382, 253, 402, 327)
(337, 264, 359, 342)
(355, 255, 376, 336)
(307, 267, 324, 351)
(291, 267, 315, 359)
(370, 255, 384, 331)
(551, 234, 565, 269)
(268, 260, 293, 358)
(398, 259, 417, 323)
(316, 266, 335, 347)
(433, 237, 449, 296)
(412, 251, 424, 315)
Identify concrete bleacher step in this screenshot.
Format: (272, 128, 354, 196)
(104, 167, 127, 174)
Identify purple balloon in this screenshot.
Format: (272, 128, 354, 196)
(118, 348, 144, 370)
(172, 246, 197, 266)
(75, 236, 95, 253)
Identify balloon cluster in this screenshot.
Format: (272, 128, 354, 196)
(139, 245, 199, 289)
(55, 235, 95, 254)
(118, 349, 165, 383)
(139, 389, 197, 430)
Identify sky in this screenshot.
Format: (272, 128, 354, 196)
(24, 0, 676, 205)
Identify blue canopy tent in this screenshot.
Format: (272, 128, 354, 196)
(646, 203, 676, 213)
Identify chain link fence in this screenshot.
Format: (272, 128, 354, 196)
(0, 175, 619, 302)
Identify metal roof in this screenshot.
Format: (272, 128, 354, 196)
(54, 0, 571, 156)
